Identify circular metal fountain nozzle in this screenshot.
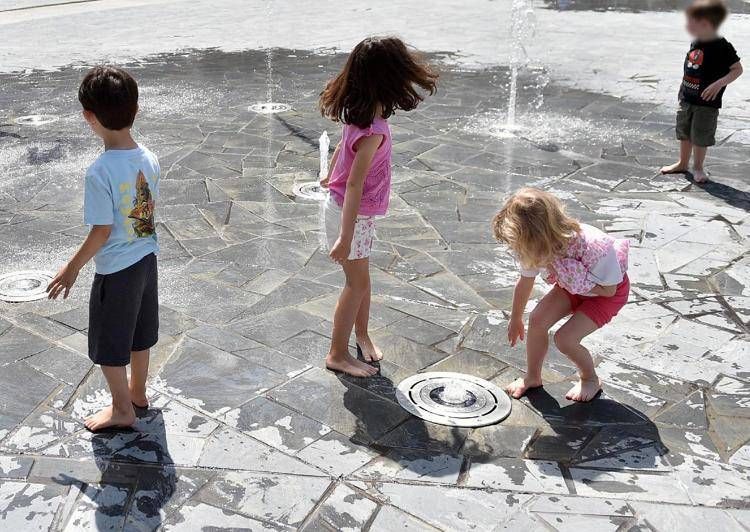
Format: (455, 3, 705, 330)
(0, 270, 55, 302)
(14, 115, 59, 126)
(248, 102, 291, 114)
(293, 181, 327, 201)
(396, 372, 511, 428)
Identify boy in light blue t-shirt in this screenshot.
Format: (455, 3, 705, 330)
(47, 66, 160, 432)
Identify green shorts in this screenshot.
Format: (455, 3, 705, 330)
(675, 101, 719, 147)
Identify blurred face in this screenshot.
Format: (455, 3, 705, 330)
(686, 15, 717, 40)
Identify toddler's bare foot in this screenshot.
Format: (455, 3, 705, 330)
(84, 405, 136, 432)
(356, 335, 383, 362)
(566, 377, 602, 402)
(326, 352, 378, 377)
(505, 376, 543, 399)
(660, 162, 688, 174)
(692, 169, 709, 183)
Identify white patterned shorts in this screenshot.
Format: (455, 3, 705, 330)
(323, 195, 376, 261)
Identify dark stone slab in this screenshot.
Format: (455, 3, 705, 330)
(156, 338, 287, 416)
(269, 368, 410, 444)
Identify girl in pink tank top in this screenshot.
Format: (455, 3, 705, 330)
(318, 36, 438, 377)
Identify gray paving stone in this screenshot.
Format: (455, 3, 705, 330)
(198, 426, 324, 476)
(301, 483, 378, 532)
(155, 337, 287, 416)
(269, 368, 410, 445)
(223, 396, 331, 453)
(0, 480, 66, 531)
(0, 455, 34, 479)
(198, 471, 330, 528)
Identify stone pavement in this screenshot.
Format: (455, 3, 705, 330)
(1, 36, 750, 532)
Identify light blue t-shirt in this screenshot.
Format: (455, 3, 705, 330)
(83, 145, 160, 275)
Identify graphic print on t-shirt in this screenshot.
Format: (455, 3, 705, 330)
(686, 49, 704, 69)
(128, 170, 155, 237)
(679, 38, 740, 109)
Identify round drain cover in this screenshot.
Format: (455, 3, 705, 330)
(396, 372, 511, 428)
(248, 102, 291, 114)
(0, 270, 54, 302)
(293, 181, 327, 201)
(14, 114, 59, 126)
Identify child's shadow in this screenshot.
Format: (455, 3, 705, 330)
(53, 407, 177, 530)
(340, 359, 468, 480)
(523, 386, 668, 470)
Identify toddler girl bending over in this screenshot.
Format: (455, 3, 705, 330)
(319, 37, 438, 377)
(493, 188, 629, 402)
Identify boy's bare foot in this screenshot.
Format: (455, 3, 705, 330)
(660, 162, 689, 174)
(130, 392, 149, 409)
(505, 376, 543, 399)
(326, 352, 379, 377)
(692, 169, 709, 183)
(356, 336, 383, 362)
(565, 377, 602, 402)
(84, 405, 136, 432)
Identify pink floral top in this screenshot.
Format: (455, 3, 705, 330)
(519, 224, 629, 295)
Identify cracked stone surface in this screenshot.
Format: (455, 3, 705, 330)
(1, 1, 750, 530)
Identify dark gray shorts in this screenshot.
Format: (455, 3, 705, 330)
(88, 253, 159, 366)
(675, 101, 719, 147)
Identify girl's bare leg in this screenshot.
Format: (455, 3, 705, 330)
(507, 286, 571, 398)
(354, 277, 383, 362)
(553, 311, 601, 402)
(326, 258, 379, 377)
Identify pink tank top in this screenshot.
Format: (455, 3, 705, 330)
(328, 117, 392, 217)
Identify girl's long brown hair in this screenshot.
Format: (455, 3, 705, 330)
(319, 36, 438, 128)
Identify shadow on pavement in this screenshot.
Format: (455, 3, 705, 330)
(53, 407, 177, 530)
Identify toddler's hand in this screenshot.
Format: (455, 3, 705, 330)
(329, 237, 350, 264)
(701, 81, 724, 102)
(46, 263, 80, 300)
(319, 176, 330, 189)
(507, 317, 525, 346)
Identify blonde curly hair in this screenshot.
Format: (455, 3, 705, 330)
(492, 188, 580, 269)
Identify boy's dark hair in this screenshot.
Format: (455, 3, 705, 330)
(78, 66, 139, 130)
(686, 0, 728, 28)
(319, 36, 438, 129)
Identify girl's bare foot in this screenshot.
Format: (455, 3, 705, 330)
(692, 169, 709, 183)
(84, 405, 136, 432)
(566, 377, 602, 402)
(326, 352, 379, 377)
(505, 376, 543, 399)
(660, 162, 688, 174)
(356, 336, 383, 362)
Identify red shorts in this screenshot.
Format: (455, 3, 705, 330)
(561, 275, 630, 328)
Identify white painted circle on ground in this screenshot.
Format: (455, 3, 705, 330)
(14, 114, 59, 126)
(396, 371, 511, 428)
(293, 181, 326, 201)
(0, 270, 54, 302)
(248, 102, 291, 114)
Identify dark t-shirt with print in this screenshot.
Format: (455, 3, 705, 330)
(679, 37, 740, 108)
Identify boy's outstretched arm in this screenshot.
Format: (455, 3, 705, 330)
(508, 276, 535, 346)
(702, 61, 743, 101)
(47, 224, 111, 299)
